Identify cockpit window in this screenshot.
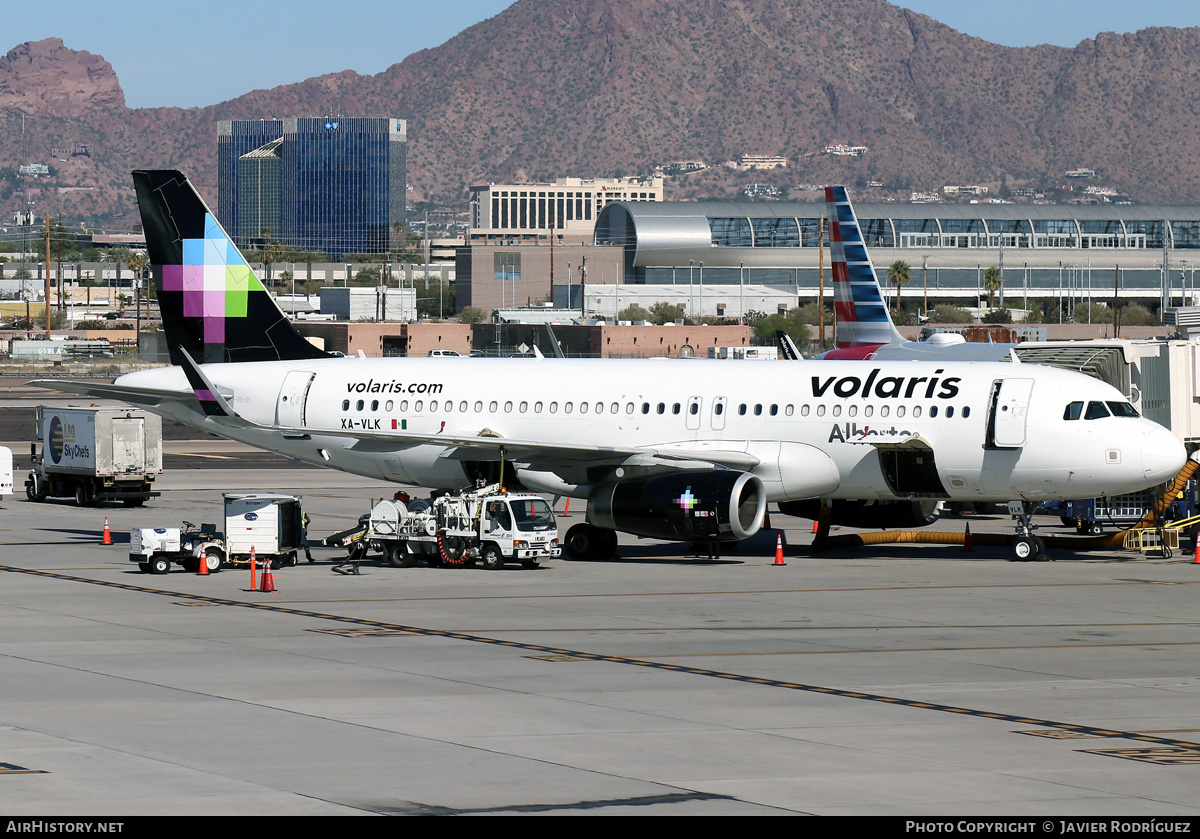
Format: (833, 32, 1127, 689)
(1106, 401, 1139, 418)
(1064, 401, 1083, 420)
(1084, 401, 1111, 420)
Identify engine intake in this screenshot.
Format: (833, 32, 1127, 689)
(588, 471, 766, 542)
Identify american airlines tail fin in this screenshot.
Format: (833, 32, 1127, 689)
(132, 170, 332, 366)
(825, 185, 906, 354)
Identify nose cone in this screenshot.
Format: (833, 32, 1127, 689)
(1141, 423, 1187, 485)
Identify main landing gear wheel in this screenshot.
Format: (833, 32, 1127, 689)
(564, 524, 617, 560)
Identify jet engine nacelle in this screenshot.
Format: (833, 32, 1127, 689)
(588, 471, 767, 542)
(777, 498, 940, 529)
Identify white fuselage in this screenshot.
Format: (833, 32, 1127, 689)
(116, 356, 1185, 503)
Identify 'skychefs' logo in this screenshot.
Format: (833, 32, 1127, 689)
(48, 415, 64, 464)
(47, 415, 90, 463)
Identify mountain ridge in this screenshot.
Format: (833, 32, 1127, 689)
(2, 0, 1199, 228)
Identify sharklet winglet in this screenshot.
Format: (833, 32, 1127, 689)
(177, 347, 237, 418)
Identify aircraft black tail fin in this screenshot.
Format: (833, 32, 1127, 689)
(132, 170, 332, 366)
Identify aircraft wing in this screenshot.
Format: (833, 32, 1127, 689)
(28, 379, 197, 408)
(297, 424, 761, 470)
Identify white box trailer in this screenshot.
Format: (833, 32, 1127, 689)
(26, 406, 162, 506)
(223, 493, 305, 566)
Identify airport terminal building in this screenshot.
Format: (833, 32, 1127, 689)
(592, 201, 1200, 314)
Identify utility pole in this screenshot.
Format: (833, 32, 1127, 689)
(44, 211, 51, 338)
(579, 255, 587, 321)
(922, 255, 928, 319)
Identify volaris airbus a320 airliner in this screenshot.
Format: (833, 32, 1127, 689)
(33, 171, 1186, 562)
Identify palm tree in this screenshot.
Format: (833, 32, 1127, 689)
(263, 241, 285, 291)
(126, 252, 149, 291)
(887, 260, 911, 316)
(983, 267, 1004, 308)
(127, 252, 149, 337)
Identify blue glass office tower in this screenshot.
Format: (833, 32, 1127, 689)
(281, 117, 407, 258)
(217, 117, 407, 258)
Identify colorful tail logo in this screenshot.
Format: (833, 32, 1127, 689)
(825, 185, 905, 349)
(133, 170, 330, 366)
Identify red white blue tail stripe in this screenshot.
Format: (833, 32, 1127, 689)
(826, 185, 905, 351)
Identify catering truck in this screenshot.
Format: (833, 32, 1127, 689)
(26, 406, 162, 506)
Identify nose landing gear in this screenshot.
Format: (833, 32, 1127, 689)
(1009, 500, 1050, 562)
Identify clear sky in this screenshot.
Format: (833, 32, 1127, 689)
(6, 0, 1200, 109)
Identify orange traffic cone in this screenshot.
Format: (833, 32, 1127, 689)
(249, 547, 258, 591)
(811, 519, 819, 534)
(197, 550, 209, 576)
(963, 522, 973, 552)
(1193, 537, 1199, 565)
(260, 556, 276, 593)
(773, 534, 786, 566)
(101, 516, 112, 546)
